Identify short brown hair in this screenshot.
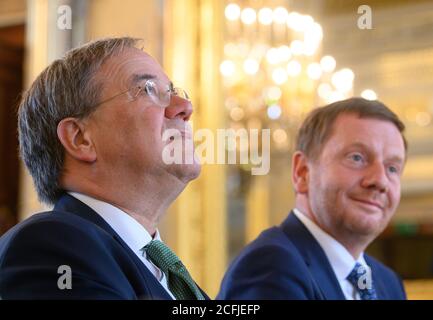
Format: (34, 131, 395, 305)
(295, 97, 407, 160)
(18, 37, 141, 204)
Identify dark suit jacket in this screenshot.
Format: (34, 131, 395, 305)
(0, 194, 209, 300)
(217, 212, 406, 300)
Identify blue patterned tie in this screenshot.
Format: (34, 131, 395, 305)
(347, 262, 378, 300)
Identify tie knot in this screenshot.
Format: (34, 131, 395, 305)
(145, 240, 180, 273)
(348, 262, 367, 278)
(347, 262, 378, 300)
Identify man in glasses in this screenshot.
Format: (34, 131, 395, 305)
(0, 37, 207, 300)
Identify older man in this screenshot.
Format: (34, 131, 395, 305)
(218, 98, 407, 300)
(0, 37, 207, 300)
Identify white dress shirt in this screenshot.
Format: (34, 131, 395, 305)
(68, 192, 175, 299)
(293, 208, 369, 300)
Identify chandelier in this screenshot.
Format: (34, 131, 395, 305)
(220, 1, 369, 154)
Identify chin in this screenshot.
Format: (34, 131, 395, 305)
(185, 163, 201, 181)
(172, 162, 201, 183)
(349, 215, 387, 237)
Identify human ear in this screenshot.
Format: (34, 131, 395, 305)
(57, 117, 97, 163)
(292, 151, 310, 194)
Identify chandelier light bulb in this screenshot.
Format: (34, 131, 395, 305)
(361, 89, 377, 101)
(272, 68, 288, 85)
(267, 104, 282, 119)
(225, 3, 241, 21)
(243, 58, 260, 75)
(273, 6, 289, 24)
(220, 60, 235, 77)
(258, 7, 273, 25)
(320, 55, 336, 73)
(241, 8, 256, 25)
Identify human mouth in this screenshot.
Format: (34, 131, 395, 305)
(351, 198, 384, 211)
(163, 122, 193, 142)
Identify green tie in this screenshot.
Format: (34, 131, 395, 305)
(144, 240, 205, 300)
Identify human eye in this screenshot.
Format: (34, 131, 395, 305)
(144, 80, 158, 96)
(387, 164, 401, 175)
(348, 153, 365, 163)
(342, 152, 366, 169)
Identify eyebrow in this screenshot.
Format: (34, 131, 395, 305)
(129, 73, 174, 89)
(130, 73, 156, 86)
(388, 155, 406, 165)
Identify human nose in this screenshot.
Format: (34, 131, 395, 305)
(164, 95, 193, 121)
(361, 161, 389, 193)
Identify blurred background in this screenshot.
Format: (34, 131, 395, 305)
(0, 0, 433, 299)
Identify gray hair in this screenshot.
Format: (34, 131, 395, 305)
(18, 37, 141, 204)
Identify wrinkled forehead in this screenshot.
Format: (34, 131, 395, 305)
(97, 48, 170, 90)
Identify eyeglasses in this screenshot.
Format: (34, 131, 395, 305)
(94, 79, 190, 109)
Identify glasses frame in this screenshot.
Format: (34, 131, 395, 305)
(92, 79, 190, 109)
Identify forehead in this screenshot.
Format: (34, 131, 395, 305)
(323, 113, 406, 158)
(99, 48, 170, 88)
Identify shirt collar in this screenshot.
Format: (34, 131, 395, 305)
(68, 191, 161, 253)
(293, 208, 368, 281)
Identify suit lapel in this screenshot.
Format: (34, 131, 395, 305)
(280, 212, 346, 300)
(54, 193, 173, 300)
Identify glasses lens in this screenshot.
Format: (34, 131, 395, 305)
(173, 87, 190, 101)
(144, 80, 189, 108)
(145, 80, 165, 107)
